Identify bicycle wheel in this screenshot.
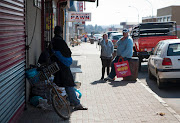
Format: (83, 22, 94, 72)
(52, 94, 71, 119)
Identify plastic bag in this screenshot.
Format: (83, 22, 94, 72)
(114, 58, 131, 78)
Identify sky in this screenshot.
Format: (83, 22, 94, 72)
(84, 0, 180, 26)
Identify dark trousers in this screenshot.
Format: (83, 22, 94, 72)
(101, 58, 111, 79)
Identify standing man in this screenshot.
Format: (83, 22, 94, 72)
(84, 33, 88, 42)
(104, 29, 133, 81)
(99, 34, 114, 80)
(51, 26, 87, 110)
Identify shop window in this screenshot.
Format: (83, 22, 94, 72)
(160, 18, 163, 22)
(163, 17, 167, 22)
(167, 17, 171, 21)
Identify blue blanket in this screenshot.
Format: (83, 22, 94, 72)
(52, 49, 72, 67)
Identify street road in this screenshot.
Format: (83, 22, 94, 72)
(138, 62, 180, 115)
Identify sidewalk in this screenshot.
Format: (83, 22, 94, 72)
(18, 42, 180, 123)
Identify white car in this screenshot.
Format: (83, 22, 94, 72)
(93, 34, 102, 41)
(148, 39, 180, 88)
(107, 31, 118, 39)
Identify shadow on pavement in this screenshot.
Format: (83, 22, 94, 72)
(18, 104, 71, 123)
(138, 63, 148, 80)
(108, 80, 136, 87)
(146, 77, 180, 98)
(90, 79, 106, 85)
(138, 63, 180, 98)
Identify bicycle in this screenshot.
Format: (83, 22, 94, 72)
(25, 62, 71, 119)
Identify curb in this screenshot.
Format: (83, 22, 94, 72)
(137, 79, 180, 122)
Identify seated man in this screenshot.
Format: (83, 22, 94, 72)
(104, 29, 133, 81)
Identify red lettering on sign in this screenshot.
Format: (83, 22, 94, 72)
(79, 2, 83, 12)
(75, 16, 79, 19)
(71, 16, 75, 19)
(80, 16, 85, 19)
(85, 16, 89, 19)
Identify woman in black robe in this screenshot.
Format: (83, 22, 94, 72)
(50, 26, 87, 110)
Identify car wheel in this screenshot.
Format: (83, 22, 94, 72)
(157, 74, 164, 89)
(148, 68, 154, 80)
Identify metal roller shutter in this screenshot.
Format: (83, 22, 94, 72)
(0, 0, 26, 123)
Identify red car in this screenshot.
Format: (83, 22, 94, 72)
(131, 22, 178, 70)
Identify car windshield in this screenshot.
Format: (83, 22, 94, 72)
(108, 32, 118, 38)
(167, 43, 180, 56)
(113, 35, 122, 40)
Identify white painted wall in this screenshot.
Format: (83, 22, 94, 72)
(26, 0, 42, 65)
(26, 0, 42, 100)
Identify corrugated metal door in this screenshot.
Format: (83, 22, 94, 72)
(0, 0, 26, 123)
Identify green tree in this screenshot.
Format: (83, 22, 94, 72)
(85, 24, 105, 34)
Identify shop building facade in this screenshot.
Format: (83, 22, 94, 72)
(156, 6, 180, 38)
